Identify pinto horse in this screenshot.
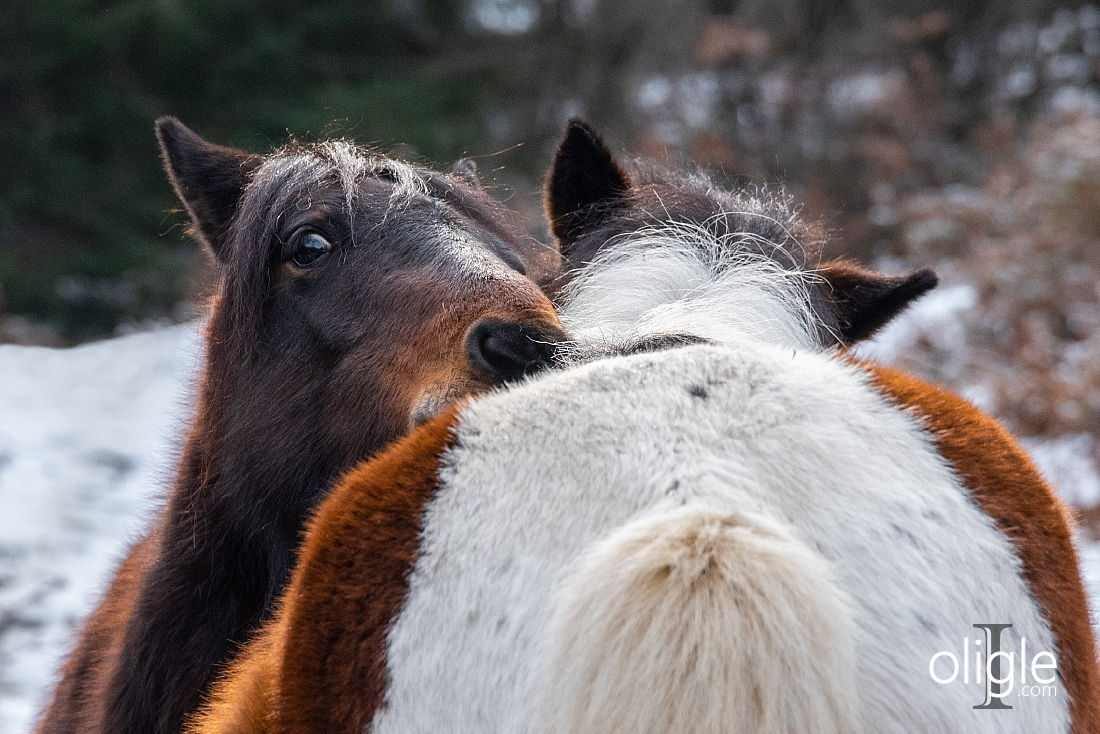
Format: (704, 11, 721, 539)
(187, 121, 1098, 734)
(37, 119, 564, 734)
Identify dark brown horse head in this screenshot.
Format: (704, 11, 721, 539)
(544, 118, 936, 346)
(36, 121, 568, 734)
(157, 117, 564, 474)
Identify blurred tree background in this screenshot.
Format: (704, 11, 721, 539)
(0, 0, 1080, 343)
(2, 0, 1099, 493)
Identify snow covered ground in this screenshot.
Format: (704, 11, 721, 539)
(0, 300, 1097, 732)
(0, 324, 202, 732)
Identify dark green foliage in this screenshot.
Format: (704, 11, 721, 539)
(0, 0, 482, 341)
(3, 0, 1088, 342)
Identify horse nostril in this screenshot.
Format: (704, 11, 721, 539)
(466, 318, 561, 385)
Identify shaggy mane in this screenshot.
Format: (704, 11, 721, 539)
(555, 163, 841, 360)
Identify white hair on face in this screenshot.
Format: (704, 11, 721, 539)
(314, 141, 429, 218)
(255, 141, 430, 233)
(557, 218, 832, 356)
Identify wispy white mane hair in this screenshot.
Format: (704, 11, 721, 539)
(254, 139, 430, 225)
(548, 120, 937, 360)
(558, 213, 831, 355)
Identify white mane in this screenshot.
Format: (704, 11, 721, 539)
(558, 217, 831, 355)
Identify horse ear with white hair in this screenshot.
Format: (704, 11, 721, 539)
(155, 116, 261, 261)
(544, 117, 632, 255)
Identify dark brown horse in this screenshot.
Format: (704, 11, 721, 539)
(37, 118, 565, 734)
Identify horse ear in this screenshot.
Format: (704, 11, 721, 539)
(544, 117, 631, 252)
(451, 157, 480, 186)
(818, 259, 938, 343)
(155, 116, 261, 262)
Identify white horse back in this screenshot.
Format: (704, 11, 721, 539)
(371, 342, 1067, 733)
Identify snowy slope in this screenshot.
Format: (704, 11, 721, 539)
(0, 324, 202, 732)
(0, 313, 1097, 733)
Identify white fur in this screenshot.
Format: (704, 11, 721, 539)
(532, 502, 861, 734)
(366, 209, 1067, 732)
(558, 220, 830, 352)
(371, 341, 1068, 733)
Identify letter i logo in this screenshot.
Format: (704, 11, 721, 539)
(972, 623, 1013, 710)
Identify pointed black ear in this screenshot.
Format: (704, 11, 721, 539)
(155, 116, 261, 261)
(819, 259, 938, 343)
(451, 157, 480, 186)
(544, 118, 631, 250)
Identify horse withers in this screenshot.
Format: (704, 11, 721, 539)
(37, 119, 565, 734)
(186, 121, 1097, 734)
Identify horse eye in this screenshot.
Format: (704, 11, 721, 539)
(290, 232, 332, 269)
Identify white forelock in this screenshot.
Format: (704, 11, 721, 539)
(255, 140, 430, 225)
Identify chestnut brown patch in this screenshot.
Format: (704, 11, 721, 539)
(866, 363, 1100, 733)
(187, 407, 461, 734)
